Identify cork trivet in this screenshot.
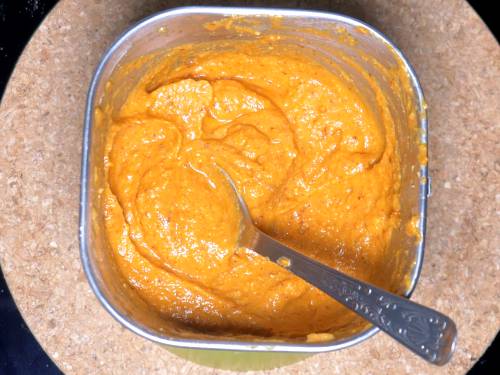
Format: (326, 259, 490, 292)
(0, 0, 498, 374)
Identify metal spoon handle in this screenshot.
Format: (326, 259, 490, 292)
(253, 231, 457, 365)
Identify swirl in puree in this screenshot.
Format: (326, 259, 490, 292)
(103, 39, 401, 338)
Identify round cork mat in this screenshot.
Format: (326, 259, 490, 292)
(0, 0, 498, 373)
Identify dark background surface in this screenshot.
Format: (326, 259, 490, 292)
(0, 1, 498, 374)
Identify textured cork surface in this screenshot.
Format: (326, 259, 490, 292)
(0, 0, 498, 374)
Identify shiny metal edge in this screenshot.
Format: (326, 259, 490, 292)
(79, 6, 428, 353)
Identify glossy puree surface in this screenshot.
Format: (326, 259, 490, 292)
(102, 40, 401, 338)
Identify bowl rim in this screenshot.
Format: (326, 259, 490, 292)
(79, 5, 428, 353)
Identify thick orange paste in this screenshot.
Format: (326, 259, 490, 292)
(103, 40, 401, 337)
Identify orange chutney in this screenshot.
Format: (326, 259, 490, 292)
(102, 40, 401, 338)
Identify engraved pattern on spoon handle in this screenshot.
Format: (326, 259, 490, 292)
(254, 232, 457, 365)
(313, 266, 457, 365)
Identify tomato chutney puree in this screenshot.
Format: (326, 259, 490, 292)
(102, 39, 402, 337)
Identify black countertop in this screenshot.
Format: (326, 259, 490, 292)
(0, 1, 497, 374)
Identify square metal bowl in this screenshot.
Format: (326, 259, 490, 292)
(80, 6, 428, 353)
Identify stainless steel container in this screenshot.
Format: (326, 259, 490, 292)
(80, 6, 428, 353)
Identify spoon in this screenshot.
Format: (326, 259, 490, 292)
(218, 168, 457, 366)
